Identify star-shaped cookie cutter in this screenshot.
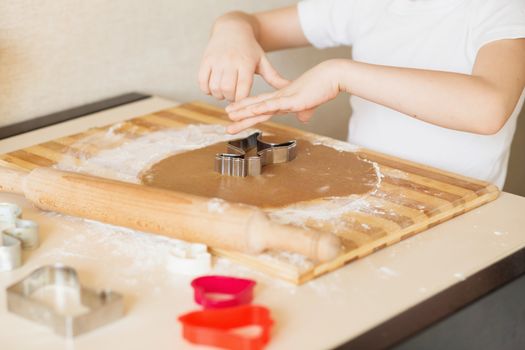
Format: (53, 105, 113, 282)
(6, 264, 124, 337)
(215, 132, 297, 177)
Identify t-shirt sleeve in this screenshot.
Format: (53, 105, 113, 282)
(469, 0, 525, 60)
(297, 0, 359, 49)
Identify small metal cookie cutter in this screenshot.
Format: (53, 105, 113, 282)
(0, 203, 39, 271)
(0, 234, 22, 272)
(0, 202, 22, 224)
(4, 219, 39, 250)
(6, 264, 124, 337)
(215, 132, 297, 177)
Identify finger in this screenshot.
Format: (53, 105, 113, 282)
(226, 114, 273, 134)
(226, 92, 275, 116)
(197, 61, 212, 95)
(208, 70, 225, 100)
(296, 108, 315, 123)
(235, 68, 254, 102)
(229, 97, 292, 120)
(256, 56, 290, 89)
(220, 68, 238, 102)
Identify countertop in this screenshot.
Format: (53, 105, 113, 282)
(0, 95, 524, 350)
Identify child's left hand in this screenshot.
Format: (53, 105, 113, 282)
(225, 60, 341, 134)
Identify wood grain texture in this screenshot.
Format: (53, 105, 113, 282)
(0, 102, 500, 284)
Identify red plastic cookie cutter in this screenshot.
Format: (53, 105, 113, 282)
(191, 275, 256, 309)
(178, 305, 273, 350)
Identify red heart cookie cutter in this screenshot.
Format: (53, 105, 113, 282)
(191, 275, 256, 309)
(178, 305, 273, 350)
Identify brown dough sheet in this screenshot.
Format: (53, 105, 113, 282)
(141, 137, 378, 208)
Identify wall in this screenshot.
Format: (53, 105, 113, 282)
(0, 0, 350, 139)
(0, 1, 522, 194)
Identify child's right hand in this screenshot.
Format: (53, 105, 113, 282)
(198, 14, 289, 102)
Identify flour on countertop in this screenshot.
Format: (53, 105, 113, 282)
(378, 266, 399, 278)
(41, 212, 205, 271)
(493, 230, 508, 236)
(453, 272, 466, 281)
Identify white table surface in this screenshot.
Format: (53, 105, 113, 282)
(0, 96, 524, 350)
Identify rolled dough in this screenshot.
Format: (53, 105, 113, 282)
(141, 138, 378, 208)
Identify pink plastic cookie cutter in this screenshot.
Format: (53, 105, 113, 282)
(191, 275, 256, 309)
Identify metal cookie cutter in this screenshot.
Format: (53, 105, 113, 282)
(0, 203, 39, 271)
(4, 219, 39, 250)
(215, 132, 297, 177)
(0, 234, 22, 272)
(0, 202, 22, 226)
(6, 264, 124, 337)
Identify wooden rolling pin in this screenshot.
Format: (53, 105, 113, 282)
(0, 166, 341, 261)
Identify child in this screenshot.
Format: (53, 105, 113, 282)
(198, 0, 525, 188)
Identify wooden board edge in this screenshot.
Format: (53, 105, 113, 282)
(210, 247, 303, 284)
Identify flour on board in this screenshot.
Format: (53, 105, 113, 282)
(55, 124, 258, 182)
(53, 123, 385, 270)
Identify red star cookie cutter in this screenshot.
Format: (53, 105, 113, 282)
(191, 275, 256, 309)
(178, 305, 273, 350)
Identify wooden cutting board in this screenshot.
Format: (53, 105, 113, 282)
(0, 102, 499, 284)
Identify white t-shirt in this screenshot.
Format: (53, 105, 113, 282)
(297, 0, 525, 188)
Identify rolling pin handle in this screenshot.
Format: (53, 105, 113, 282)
(259, 218, 342, 262)
(315, 232, 342, 262)
(244, 210, 270, 255)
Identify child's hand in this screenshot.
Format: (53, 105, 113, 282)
(225, 60, 341, 134)
(198, 14, 289, 102)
